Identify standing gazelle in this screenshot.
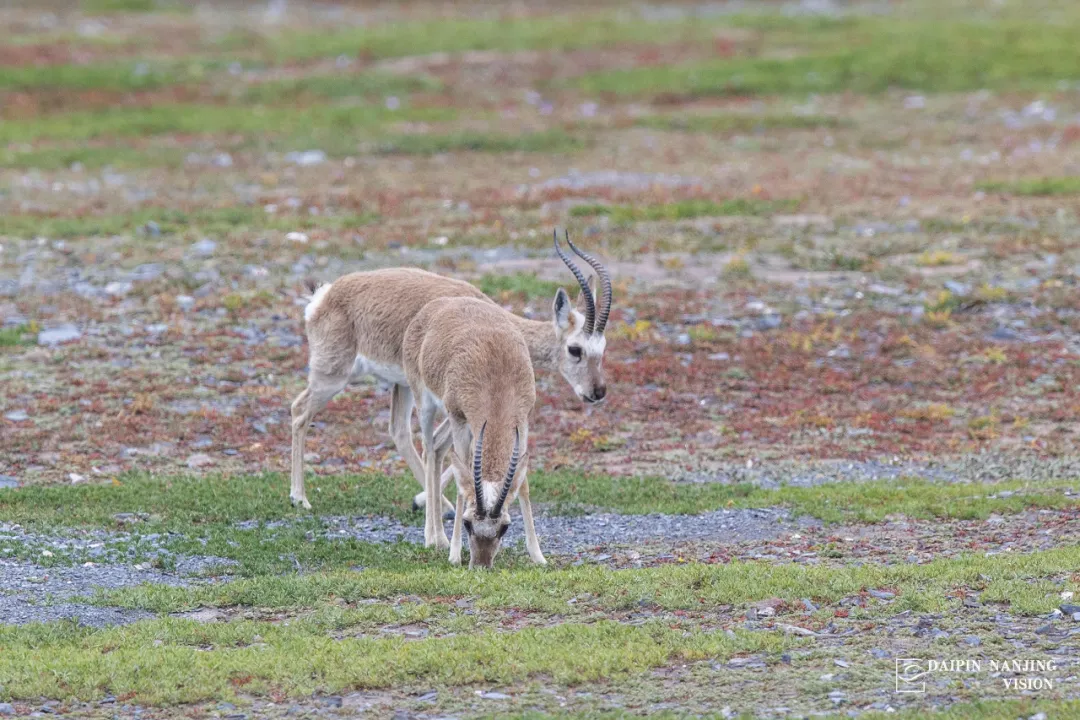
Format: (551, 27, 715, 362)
(290, 231, 613, 515)
(403, 297, 543, 567)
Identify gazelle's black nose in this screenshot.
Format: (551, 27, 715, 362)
(593, 385, 607, 401)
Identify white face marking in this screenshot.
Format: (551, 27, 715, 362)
(584, 334, 606, 356)
(303, 283, 332, 323)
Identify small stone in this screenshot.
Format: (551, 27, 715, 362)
(1072, 612, 1080, 622)
(105, 281, 133, 297)
(4, 409, 28, 422)
(186, 453, 214, 469)
(38, 324, 81, 345)
(943, 280, 971, 296)
(191, 238, 217, 257)
(869, 648, 890, 659)
(1059, 603, 1080, 614)
(176, 295, 195, 311)
(756, 314, 782, 331)
(69, 473, 84, 484)
(1030, 713, 1048, 720)
(868, 589, 895, 600)
(322, 697, 343, 708)
(0, 475, 19, 489)
(417, 692, 437, 702)
(1035, 623, 1056, 635)
(287, 232, 309, 244)
(834, 659, 850, 668)
(988, 326, 1025, 342)
(0, 703, 13, 716)
(963, 635, 981, 646)
(478, 691, 511, 700)
(285, 150, 327, 166)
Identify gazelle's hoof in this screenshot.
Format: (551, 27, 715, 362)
(411, 499, 420, 512)
(290, 494, 312, 510)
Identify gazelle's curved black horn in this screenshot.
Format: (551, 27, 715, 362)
(565, 231, 613, 335)
(490, 428, 520, 518)
(553, 229, 595, 334)
(473, 422, 486, 515)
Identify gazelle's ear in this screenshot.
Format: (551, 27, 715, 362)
(553, 287, 571, 331)
(575, 274, 597, 310)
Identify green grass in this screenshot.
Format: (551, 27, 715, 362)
(478, 272, 564, 301)
(239, 72, 441, 102)
(976, 176, 1080, 196)
(369, 129, 584, 155)
(0, 619, 790, 704)
(1, 473, 1074, 531)
(0, 144, 188, 171)
(261, 15, 721, 62)
(3, 473, 1072, 575)
(0, 103, 455, 144)
(81, 0, 187, 12)
(634, 113, 845, 133)
(569, 198, 799, 223)
(101, 544, 1080, 617)
(573, 16, 1080, 97)
(0, 325, 33, 348)
(0, 207, 377, 240)
(0, 62, 190, 92)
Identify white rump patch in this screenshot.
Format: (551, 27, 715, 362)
(304, 283, 332, 323)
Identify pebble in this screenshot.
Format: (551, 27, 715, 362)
(37, 324, 81, 345)
(4, 409, 28, 422)
(176, 295, 195, 311)
(186, 453, 214, 469)
(0, 475, 18, 489)
(478, 691, 511, 700)
(0, 703, 13, 716)
(190, 238, 217, 257)
(285, 150, 327, 166)
(105, 281, 133, 298)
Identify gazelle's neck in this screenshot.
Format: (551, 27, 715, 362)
(507, 315, 559, 372)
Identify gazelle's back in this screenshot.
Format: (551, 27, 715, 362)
(403, 297, 535, 420)
(305, 268, 491, 375)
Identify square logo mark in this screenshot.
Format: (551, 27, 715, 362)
(896, 658, 928, 693)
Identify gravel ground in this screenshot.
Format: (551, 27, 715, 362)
(673, 452, 1080, 487)
(243, 506, 805, 556)
(0, 522, 235, 626)
(1, 507, 801, 626)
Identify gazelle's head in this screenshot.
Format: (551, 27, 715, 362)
(551, 230, 613, 405)
(457, 423, 524, 569)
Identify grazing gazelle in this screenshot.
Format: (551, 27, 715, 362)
(291, 231, 613, 513)
(403, 297, 544, 567)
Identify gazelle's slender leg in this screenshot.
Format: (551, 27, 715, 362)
(290, 371, 349, 509)
(517, 467, 546, 565)
(390, 384, 453, 516)
(418, 393, 449, 549)
(448, 465, 464, 565)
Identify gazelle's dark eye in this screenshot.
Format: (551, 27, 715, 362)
(463, 520, 473, 535)
(497, 524, 509, 539)
(568, 346, 583, 360)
